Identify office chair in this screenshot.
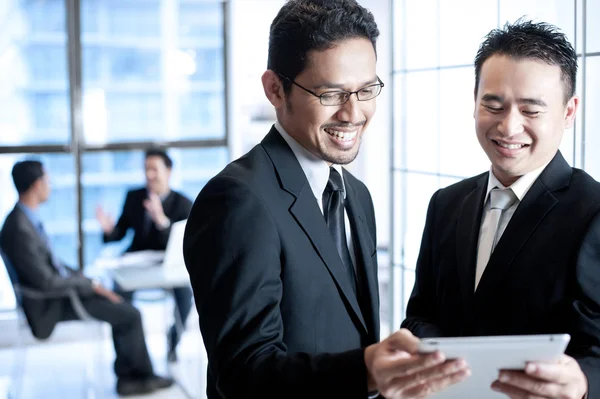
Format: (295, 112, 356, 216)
(0, 250, 105, 399)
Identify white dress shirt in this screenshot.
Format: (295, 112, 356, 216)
(274, 122, 358, 277)
(475, 161, 551, 290)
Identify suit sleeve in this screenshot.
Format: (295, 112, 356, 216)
(4, 223, 93, 296)
(155, 194, 193, 249)
(569, 211, 600, 397)
(103, 191, 132, 243)
(184, 176, 368, 399)
(401, 190, 444, 337)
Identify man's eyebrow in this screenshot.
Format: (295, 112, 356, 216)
(312, 77, 379, 91)
(481, 93, 547, 107)
(481, 94, 503, 103)
(517, 98, 548, 107)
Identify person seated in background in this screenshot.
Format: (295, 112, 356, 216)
(96, 148, 193, 362)
(0, 160, 173, 397)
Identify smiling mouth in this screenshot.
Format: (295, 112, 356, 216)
(324, 128, 358, 142)
(492, 139, 529, 150)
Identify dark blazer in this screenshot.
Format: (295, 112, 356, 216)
(0, 205, 94, 339)
(184, 127, 380, 399)
(104, 188, 192, 252)
(402, 151, 600, 396)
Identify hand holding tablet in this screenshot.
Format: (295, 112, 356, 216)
(417, 334, 571, 398)
(364, 329, 471, 398)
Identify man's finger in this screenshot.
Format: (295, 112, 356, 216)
(386, 329, 420, 354)
(382, 351, 446, 381)
(524, 358, 574, 385)
(497, 371, 563, 397)
(389, 358, 469, 392)
(400, 368, 471, 398)
(492, 380, 545, 399)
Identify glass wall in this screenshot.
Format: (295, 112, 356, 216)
(80, 0, 226, 145)
(0, 0, 229, 312)
(390, 0, 600, 328)
(0, 0, 70, 146)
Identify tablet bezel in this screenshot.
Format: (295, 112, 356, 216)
(418, 333, 571, 355)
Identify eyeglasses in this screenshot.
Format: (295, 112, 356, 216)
(278, 74, 384, 106)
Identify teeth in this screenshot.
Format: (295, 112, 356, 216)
(497, 141, 524, 149)
(325, 129, 358, 141)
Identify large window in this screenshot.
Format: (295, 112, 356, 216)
(80, 0, 226, 145)
(0, 0, 229, 312)
(0, 0, 70, 145)
(390, 0, 600, 328)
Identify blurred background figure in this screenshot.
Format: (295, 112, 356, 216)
(96, 149, 193, 362)
(0, 160, 174, 396)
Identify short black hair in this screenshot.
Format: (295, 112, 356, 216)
(12, 160, 44, 194)
(474, 18, 577, 103)
(145, 148, 173, 169)
(267, 0, 379, 93)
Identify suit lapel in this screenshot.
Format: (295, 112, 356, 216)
(455, 174, 487, 322)
(344, 172, 379, 339)
(14, 206, 55, 272)
(261, 128, 368, 334)
(476, 152, 570, 296)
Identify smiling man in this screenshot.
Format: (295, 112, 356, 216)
(402, 20, 600, 399)
(183, 1, 470, 398)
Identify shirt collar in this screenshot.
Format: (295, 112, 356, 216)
(484, 160, 551, 204)
(17, 202, 41, 229)
(274, 121, 346, 207)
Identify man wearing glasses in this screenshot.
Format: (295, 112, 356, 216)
(183, 1, 469, 398)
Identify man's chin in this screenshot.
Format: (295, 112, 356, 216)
(322, 149, 360, 165)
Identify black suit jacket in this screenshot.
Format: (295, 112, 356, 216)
(184, 127, 380, 399)
(104, 188, 192, 252)
(402, 151, 600, 396)
(0, 205, 94, 339)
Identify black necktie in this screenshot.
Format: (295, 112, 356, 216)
(322, 167, 357, 294)
(141, 211, 153, 239)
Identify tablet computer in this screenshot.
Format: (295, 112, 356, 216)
(417, 334, 570, 398)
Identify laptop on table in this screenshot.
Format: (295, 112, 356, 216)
(111, 220, 190, 291)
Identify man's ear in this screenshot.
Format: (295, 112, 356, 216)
(262, 70, 286, 108)
(564, 95, 579, 130)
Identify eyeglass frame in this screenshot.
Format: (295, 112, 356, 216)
(277, 73, 385, 106)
